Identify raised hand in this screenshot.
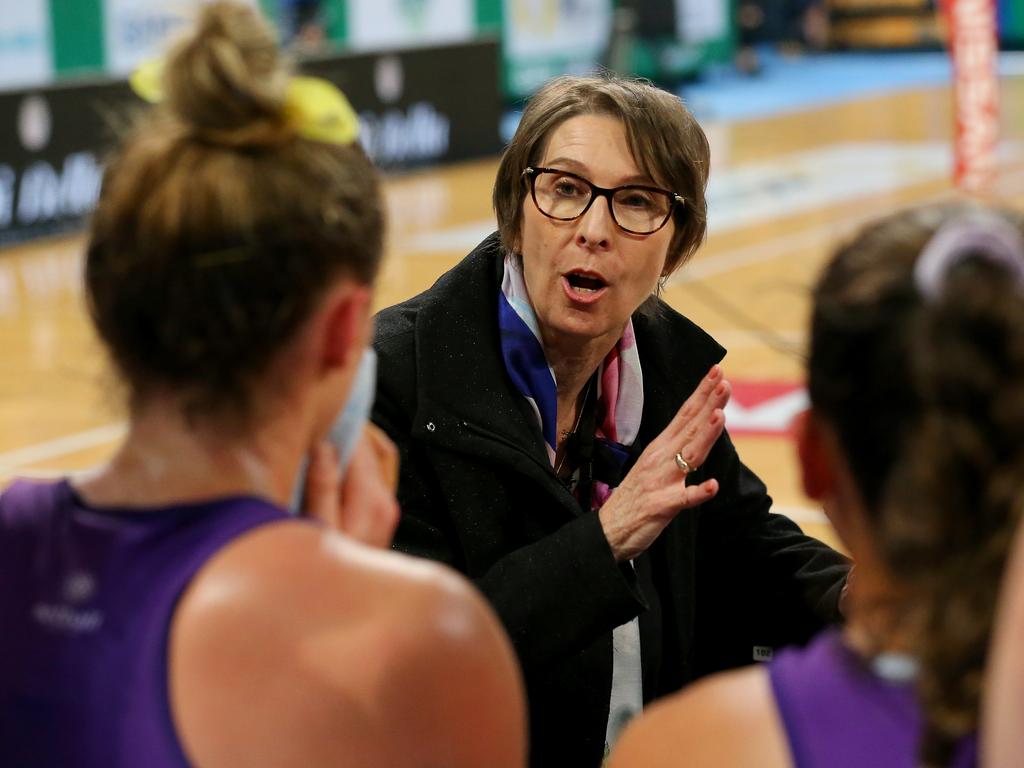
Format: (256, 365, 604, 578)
(598, 365, 730, 562)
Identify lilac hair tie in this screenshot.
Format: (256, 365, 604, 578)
(914, 214, 1024, 300)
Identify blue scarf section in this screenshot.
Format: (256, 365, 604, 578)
(497, 291, 558, 451)
(498, 254, 644, 506)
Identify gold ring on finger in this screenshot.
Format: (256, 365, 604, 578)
(674, 452, 694, 475)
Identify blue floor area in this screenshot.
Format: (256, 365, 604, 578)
(678, 49, 954, 122)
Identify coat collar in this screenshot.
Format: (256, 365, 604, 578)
(410, 233, 727, 502)
(411, 234, 555, 480)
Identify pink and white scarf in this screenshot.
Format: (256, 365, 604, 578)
(498, 254, 644, 510)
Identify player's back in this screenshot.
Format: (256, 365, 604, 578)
(769, 629, 978, 768)
(0, 477, 288, 768)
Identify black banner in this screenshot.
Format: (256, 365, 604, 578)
(0, 38, 501, 245)
(302, 38, 502, 170)
(0, 79, 136, 245)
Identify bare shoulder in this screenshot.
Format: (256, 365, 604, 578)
(170, 521, 525, 768)
(362, 539, 529, 768)
(173, 518, 474, 626)
(609, 666, 792, 768)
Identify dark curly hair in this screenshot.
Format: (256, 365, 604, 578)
(809, 201, 1024, 766)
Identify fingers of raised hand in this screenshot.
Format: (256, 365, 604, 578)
(624, 476, 719, 533)
(603, 465, 719, 561)
(666, 367, 731, 443)
(677, 405, 727, 472)
(632, 403, 721, 488)
(698, 378, 731, 428)
(601, 369, 730, 560)
(667, 477, 719, 511)
(666, 364, 722, 433)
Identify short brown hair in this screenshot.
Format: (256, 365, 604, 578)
(492, 74, 710, 276)
(85, 2, 384, 424)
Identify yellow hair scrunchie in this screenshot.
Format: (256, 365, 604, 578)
(130, 58, 360, 146)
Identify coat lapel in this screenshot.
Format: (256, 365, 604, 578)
(409, 236, 580, 516)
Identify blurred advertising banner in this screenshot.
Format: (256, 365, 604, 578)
(998, 0, 1024, 44)
(102, 0, 260, 75)
(496, 0, 733, 98)
(501, 0, 612, 98)
(342, 0, 476, 49)
(622, 0, 733, 82)
(303, 38, 501, 169)
(674, 0, 728, 44)
(0, 81, 130, 244)
(0, 0, 52, 90)
(0, 37, 500, 243)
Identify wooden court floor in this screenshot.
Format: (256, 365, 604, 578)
(3, 79, 1024, 552)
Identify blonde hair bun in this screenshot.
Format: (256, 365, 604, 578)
(163, 1, 291, 148)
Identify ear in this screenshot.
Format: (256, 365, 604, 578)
(320, 283, 372, 372)
(793, 408, 836, 501)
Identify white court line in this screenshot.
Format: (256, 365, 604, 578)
(672, 222, 845, 285)
(671, 187, 956, 286)
(681, 154, 1024, 284)
(772, 505, 828, 526)
(711, 329, 805, 347)
(0, 424, 125, 471)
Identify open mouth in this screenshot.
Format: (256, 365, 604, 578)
(565, 271, 608, 294)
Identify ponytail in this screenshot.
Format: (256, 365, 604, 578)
(809, 203, 1024, 766)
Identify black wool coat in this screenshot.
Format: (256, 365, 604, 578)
(372, 234, 850, 768)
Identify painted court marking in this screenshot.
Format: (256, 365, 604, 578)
(0, 423, 125, 473)
(772, 505, 828, 526)
(725, 381, 807, 436)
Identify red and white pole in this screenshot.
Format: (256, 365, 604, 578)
(945, 0, 1000, 194)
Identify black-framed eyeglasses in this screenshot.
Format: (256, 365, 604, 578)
(522, 166, 684, 236)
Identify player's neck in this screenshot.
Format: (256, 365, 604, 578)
(74, 395, 308, 511)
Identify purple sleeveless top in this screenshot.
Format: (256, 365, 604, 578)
(0, 478, 292, 768)
(769, 629, 977, 768)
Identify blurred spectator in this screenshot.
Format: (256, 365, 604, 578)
(737, 0, 830, 74)
(280, 0, 326, 49)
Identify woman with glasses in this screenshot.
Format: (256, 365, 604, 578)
(372, 74, 849, 767)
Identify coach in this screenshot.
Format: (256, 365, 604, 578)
(371, 74, 850, 768)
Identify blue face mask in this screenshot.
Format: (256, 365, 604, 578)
(291, 347, 377, 513)
(329, 346, 377, 473)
